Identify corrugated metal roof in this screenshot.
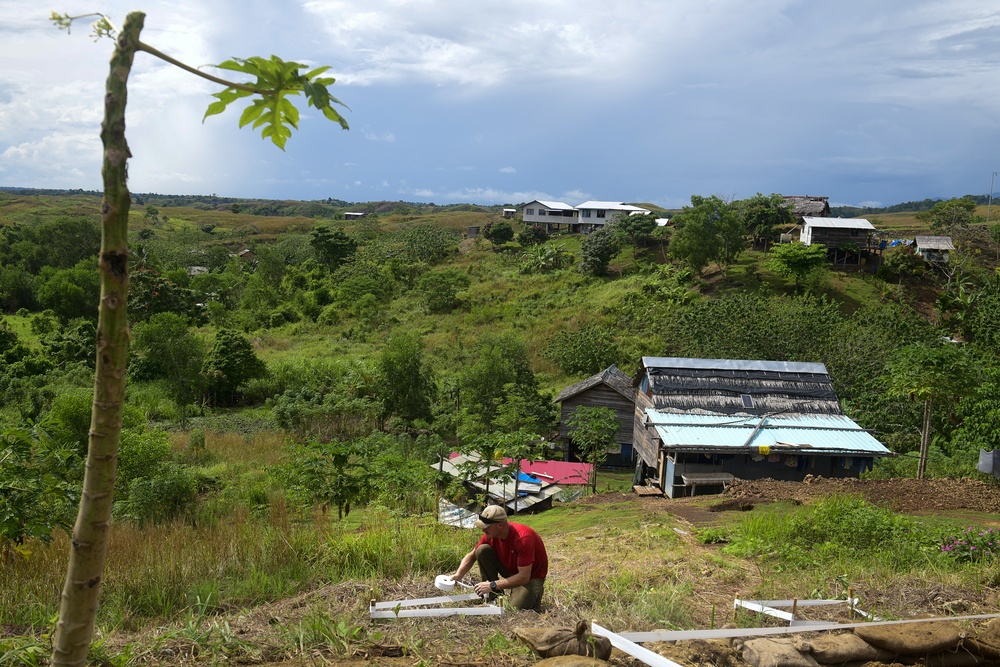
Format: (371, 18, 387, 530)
(642, 357, 828, 375)
(915, 236, 955, 250)
(575, 201, 650, 213)
(435, 455, 566, 506)
(645, 410, 891, 456)
(802, 217, 876, 230)
(532, 200, 575, 210)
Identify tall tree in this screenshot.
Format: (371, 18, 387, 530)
(880, 244, 924, 285)
(49, 12, 348, 666)
(310, 224, 357, 270)
(737, 192, 793, 250)
(919, 197, 981, 237)
(669, 195, 745, 276)
(201, 329, 267, 405)
(482, 219, 514, 249)
(579, 226, 621, 276)
(461, 333, 546, 435)
(129, 312, 206, 417)
(885, 343, 977, 479)
(376, 330, 436, 427)
(610, 212, 658, 247)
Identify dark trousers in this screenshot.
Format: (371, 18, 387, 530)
(474, 544, 544, 610)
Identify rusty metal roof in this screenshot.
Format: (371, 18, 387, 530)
(554, 364, 634, 403)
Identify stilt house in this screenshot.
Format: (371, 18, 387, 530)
(632, 357, 892, 498)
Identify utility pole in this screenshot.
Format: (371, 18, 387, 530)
(988, 171, 999, 225)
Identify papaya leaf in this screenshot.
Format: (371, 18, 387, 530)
(204, 54, 348, 149)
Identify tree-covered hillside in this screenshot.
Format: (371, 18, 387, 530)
(2, 188, 1000, 539)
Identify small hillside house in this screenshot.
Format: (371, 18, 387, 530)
(554, 365, 636, 467)
(522, 200, 578, 232)
(914, 236, 954, 264)
(801, 217, 880, 266)
(575, 201, 650, 233)
(801, 217, 876, 249)
(632, 357, 891, 498)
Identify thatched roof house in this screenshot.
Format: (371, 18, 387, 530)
(783, 195, 830, 220)
(632, 357, 891, 498)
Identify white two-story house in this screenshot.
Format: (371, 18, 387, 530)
(575, 201, 651, 233)
(521, 200, 579, 232)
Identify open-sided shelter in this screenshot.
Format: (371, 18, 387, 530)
(914, 236, 954, 264)
(632, 357, 892, 498)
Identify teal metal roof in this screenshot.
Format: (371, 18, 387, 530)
(645, 410, 891, 456)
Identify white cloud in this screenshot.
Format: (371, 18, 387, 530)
(2, 1, 999, 207)
(361, 128, 396, 142)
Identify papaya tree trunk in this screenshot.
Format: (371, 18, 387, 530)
(917, 396, 932, 480)
(50, 12, 143, 667)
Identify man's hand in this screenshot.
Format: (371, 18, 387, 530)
(473, 580, 494, 596)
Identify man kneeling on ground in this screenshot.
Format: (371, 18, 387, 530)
(450, 505, 548, 610)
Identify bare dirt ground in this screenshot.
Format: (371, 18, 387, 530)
(640, 475, 1000, 527)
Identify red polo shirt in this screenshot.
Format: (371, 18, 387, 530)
(476, 522, 548, 580)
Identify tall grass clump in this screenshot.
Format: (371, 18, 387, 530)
(723, 495, 940, 574)
(319, 511, 468, 580)
(3, 509, 327, 630)
(205, 429, 286, 467)
(559, 569, 694, 629)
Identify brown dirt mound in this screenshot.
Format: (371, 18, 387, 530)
(708, 499, 758, 513)
(723, 476, 1000, 515)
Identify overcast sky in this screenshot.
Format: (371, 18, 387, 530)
(2, 1, 999, 208)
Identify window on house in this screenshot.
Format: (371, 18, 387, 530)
(597, 210, 606, 218)
(814, 227, 826, 236)
(526, 208, 534, 216)
(850, 229, 860, 237)
(582, 210, 591, 218)
(539, 209, 546, 216)
(741, 394, 754, 409)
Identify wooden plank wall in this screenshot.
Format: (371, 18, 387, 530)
(559, 386, 635, 445)
(631, 390, 659, 468)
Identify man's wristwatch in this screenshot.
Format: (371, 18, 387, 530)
(490, 581, 498, 592)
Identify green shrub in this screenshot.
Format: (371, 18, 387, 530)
(723, 495, 937, 572)
(116, 429, 172, 497)
(118, 463, 199, 525)
(0, 428, 79, 550)
(544, 323, 622, 375)
(417, 269, 470, 313)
